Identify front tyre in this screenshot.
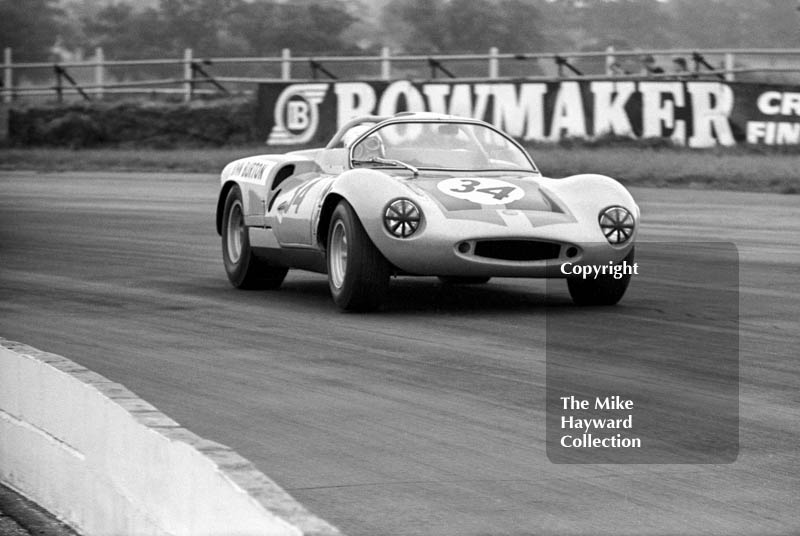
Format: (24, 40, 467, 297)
(567, 248, 634, 306)
(327, 201, 390, 312)
(221, 185, 287, 289)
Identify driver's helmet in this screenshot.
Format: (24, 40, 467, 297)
(344, 124, 385, 160)
(352, 134, 385, 160)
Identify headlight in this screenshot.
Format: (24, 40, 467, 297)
(599, 206, 635, 244)
(384, 199, 421, 238)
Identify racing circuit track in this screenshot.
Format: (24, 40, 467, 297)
(1, 171, 798, 535)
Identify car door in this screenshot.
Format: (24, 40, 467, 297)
(271, 175, 335, 247)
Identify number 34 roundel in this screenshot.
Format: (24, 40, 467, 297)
(437, 178, 525, 206)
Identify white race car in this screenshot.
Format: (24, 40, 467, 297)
(216, 112, 638, 311)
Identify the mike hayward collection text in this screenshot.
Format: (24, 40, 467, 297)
(559, 395, 642, 449)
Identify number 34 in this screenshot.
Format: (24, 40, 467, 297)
(450, 179, 515, 201)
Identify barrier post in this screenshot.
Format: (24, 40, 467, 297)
(281, 48, 291, 81)
(183, 48, 193, 102)
(488, 47, 499, 79)
(2, 48, 12, 103)
(94, 47, 104, 99)
(724, 52, 735, 81)
(381, 46, 391, 80)
(605, 45, 615, 75)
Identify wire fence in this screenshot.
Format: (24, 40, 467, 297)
(3, 46, 800, 104)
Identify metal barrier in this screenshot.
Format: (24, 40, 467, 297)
(2, 46, 799, 103)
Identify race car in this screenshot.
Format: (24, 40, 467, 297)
(216, 112, 638, 311)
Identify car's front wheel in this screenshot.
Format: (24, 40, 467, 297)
(566, 248, 634, 306)
(327, 201, 390, 311)
(222, 186, 287, 289)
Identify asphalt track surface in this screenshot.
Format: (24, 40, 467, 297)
(1, 171, 798, 536)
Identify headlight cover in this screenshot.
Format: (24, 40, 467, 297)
(599, 206, 635, 244)
(384, 199, 421, 238)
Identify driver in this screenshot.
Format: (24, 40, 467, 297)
(352, 134, 386, 161)
(341, 124, 386, 160)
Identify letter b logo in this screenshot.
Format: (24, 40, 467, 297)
(268, 83, 329, 145)
(287, 100, 310, 131)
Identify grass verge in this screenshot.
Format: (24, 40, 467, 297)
(0, 145, 797, 194)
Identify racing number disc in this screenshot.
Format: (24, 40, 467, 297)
(437, 178, 525, 206)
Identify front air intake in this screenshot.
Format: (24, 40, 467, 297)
(473, 240, 561, 261)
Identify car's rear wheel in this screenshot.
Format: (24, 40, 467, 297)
(438, 276, 491, 285)
(566, 248, 634, 306)
(327, 201, 390, 311)
(222, 186, 287, 289)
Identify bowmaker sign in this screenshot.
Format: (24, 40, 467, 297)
(254, 80, 800, 148)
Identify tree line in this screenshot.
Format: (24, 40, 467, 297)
(2, 0, 798, 62)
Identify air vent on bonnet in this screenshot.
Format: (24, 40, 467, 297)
(473, 240, 561, 261)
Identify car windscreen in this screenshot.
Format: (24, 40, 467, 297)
(350, 121, 537, 173)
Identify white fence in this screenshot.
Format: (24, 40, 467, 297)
(2, 46, 800, 103)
